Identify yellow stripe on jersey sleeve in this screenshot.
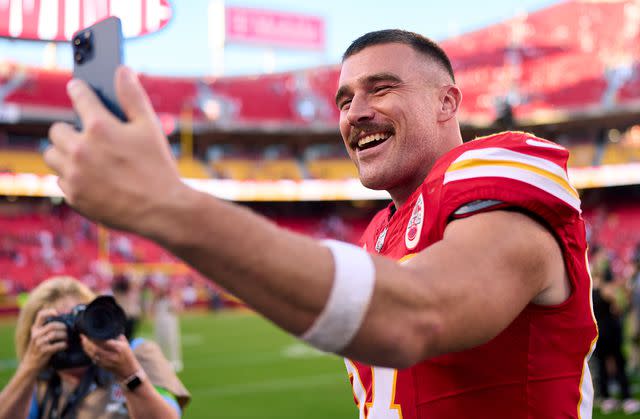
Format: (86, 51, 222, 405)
(398, 253, 418, 264)
(448, 158, 579, 199)
(444, 147, 581, 212)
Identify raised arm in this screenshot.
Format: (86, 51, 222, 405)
(45, 67, 568, 367)
(143, 187, 567, 367)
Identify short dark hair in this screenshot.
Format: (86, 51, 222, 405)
(342, 29, 455, 83)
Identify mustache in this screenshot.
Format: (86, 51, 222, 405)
(349, 123, 394, 142)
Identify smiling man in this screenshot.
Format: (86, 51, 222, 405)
(45, 29, 597, 418)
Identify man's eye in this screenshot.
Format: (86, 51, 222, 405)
(373, 85, 392, 93)
(339, 100, 351, 110)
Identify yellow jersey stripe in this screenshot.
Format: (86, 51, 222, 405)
(447, 158, 579, 199)
(444, 165, 581, 211)
(398, 253, 418, 264)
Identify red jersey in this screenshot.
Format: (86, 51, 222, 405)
(346, 132, 598, 419)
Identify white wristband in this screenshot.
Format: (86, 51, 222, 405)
(301, 239, 376, 353)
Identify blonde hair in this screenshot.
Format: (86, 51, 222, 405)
(15, 276, 95, 360)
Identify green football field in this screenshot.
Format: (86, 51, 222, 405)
(0, 311, 628, 418)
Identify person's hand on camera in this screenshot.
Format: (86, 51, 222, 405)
(80, 334, 141, 381)
(44, 66, 191, 238)
(21, 309, 68, 373)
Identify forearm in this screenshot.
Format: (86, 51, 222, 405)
(142, 187, 435, 365)
(145, 188, 336, 335)
(124, 381, 179, 419)
(141, 198, 558, 370)
(0, 364, 39, 419)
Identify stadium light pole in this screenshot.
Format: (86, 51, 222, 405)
(180, 105, 194, 159)
(97, 224, 110, 262)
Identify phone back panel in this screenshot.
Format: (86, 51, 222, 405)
(72, 17, 126, 121)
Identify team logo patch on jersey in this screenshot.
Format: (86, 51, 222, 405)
(375, 227, 388, 253)
(405, 193, 424, 250)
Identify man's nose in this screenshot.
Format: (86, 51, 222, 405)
(346, 96, 374, 125)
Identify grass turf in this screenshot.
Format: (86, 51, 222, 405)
(0, 311, 628, 418)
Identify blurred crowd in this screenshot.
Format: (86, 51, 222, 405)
(0, 199, 369, 302)
(583, 186, 640, 413)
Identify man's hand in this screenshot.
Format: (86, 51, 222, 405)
(81, 334, 141, 381)
(44, 66, 187, 235)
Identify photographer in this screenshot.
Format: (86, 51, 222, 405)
(0, 276, 189, 419)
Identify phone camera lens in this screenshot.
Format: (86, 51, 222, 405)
(72, 30, 93, 64)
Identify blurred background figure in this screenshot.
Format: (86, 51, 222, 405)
(628, 248, 640, 374)
(591, 246, 640, 415)
(111, 273, 143, 341)
(151, 273, 183, 372)
(181, 276, 198, 309)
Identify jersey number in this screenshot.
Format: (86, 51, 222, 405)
(346, 362, 403, 419)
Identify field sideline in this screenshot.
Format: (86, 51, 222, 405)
(0, 311, 626, 418)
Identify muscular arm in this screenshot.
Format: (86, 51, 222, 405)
(46, 68, 568, 369)
(150, 189, 567, 368)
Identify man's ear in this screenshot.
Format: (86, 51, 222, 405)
(437, 85, 462, 123)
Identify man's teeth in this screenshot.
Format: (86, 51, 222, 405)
(358, 133, 390, 148)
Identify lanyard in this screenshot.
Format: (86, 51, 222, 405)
(38, 365, 98, 419)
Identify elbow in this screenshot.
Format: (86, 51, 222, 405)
(375, 312, 445, 369)
(402, 321, 445, 368)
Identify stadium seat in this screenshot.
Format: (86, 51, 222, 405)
(598, 142, 640, 166)
(0, 150, 54, 175)
(254, 159, 304, 181)
(567, 143, 597, 167)
(210, 158, 256, 180)
(176, 158, 211, 179)
(306, 158, 358, 180)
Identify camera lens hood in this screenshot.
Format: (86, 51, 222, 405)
(77, 295, 126, 340)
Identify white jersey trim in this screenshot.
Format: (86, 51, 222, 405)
(449, 147, 572, 184)
(444, 147, 581, 212)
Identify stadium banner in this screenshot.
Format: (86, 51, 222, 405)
(0, 0, 172, 41)
(225, 7, 325, 50)
(3, 164, 640, 200)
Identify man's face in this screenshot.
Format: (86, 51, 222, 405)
(336, 43, 443, 195)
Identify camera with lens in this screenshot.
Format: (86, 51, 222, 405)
(72, 30, 94, 65)
(44, 295, 126, 370)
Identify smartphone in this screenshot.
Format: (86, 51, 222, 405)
(71, 16, 126, 121)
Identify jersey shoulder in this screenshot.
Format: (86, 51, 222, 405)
(430, 131, 570, 178)
(426, 131, 580, 230)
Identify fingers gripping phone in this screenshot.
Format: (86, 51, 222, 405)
(72, 16, 127, 121)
